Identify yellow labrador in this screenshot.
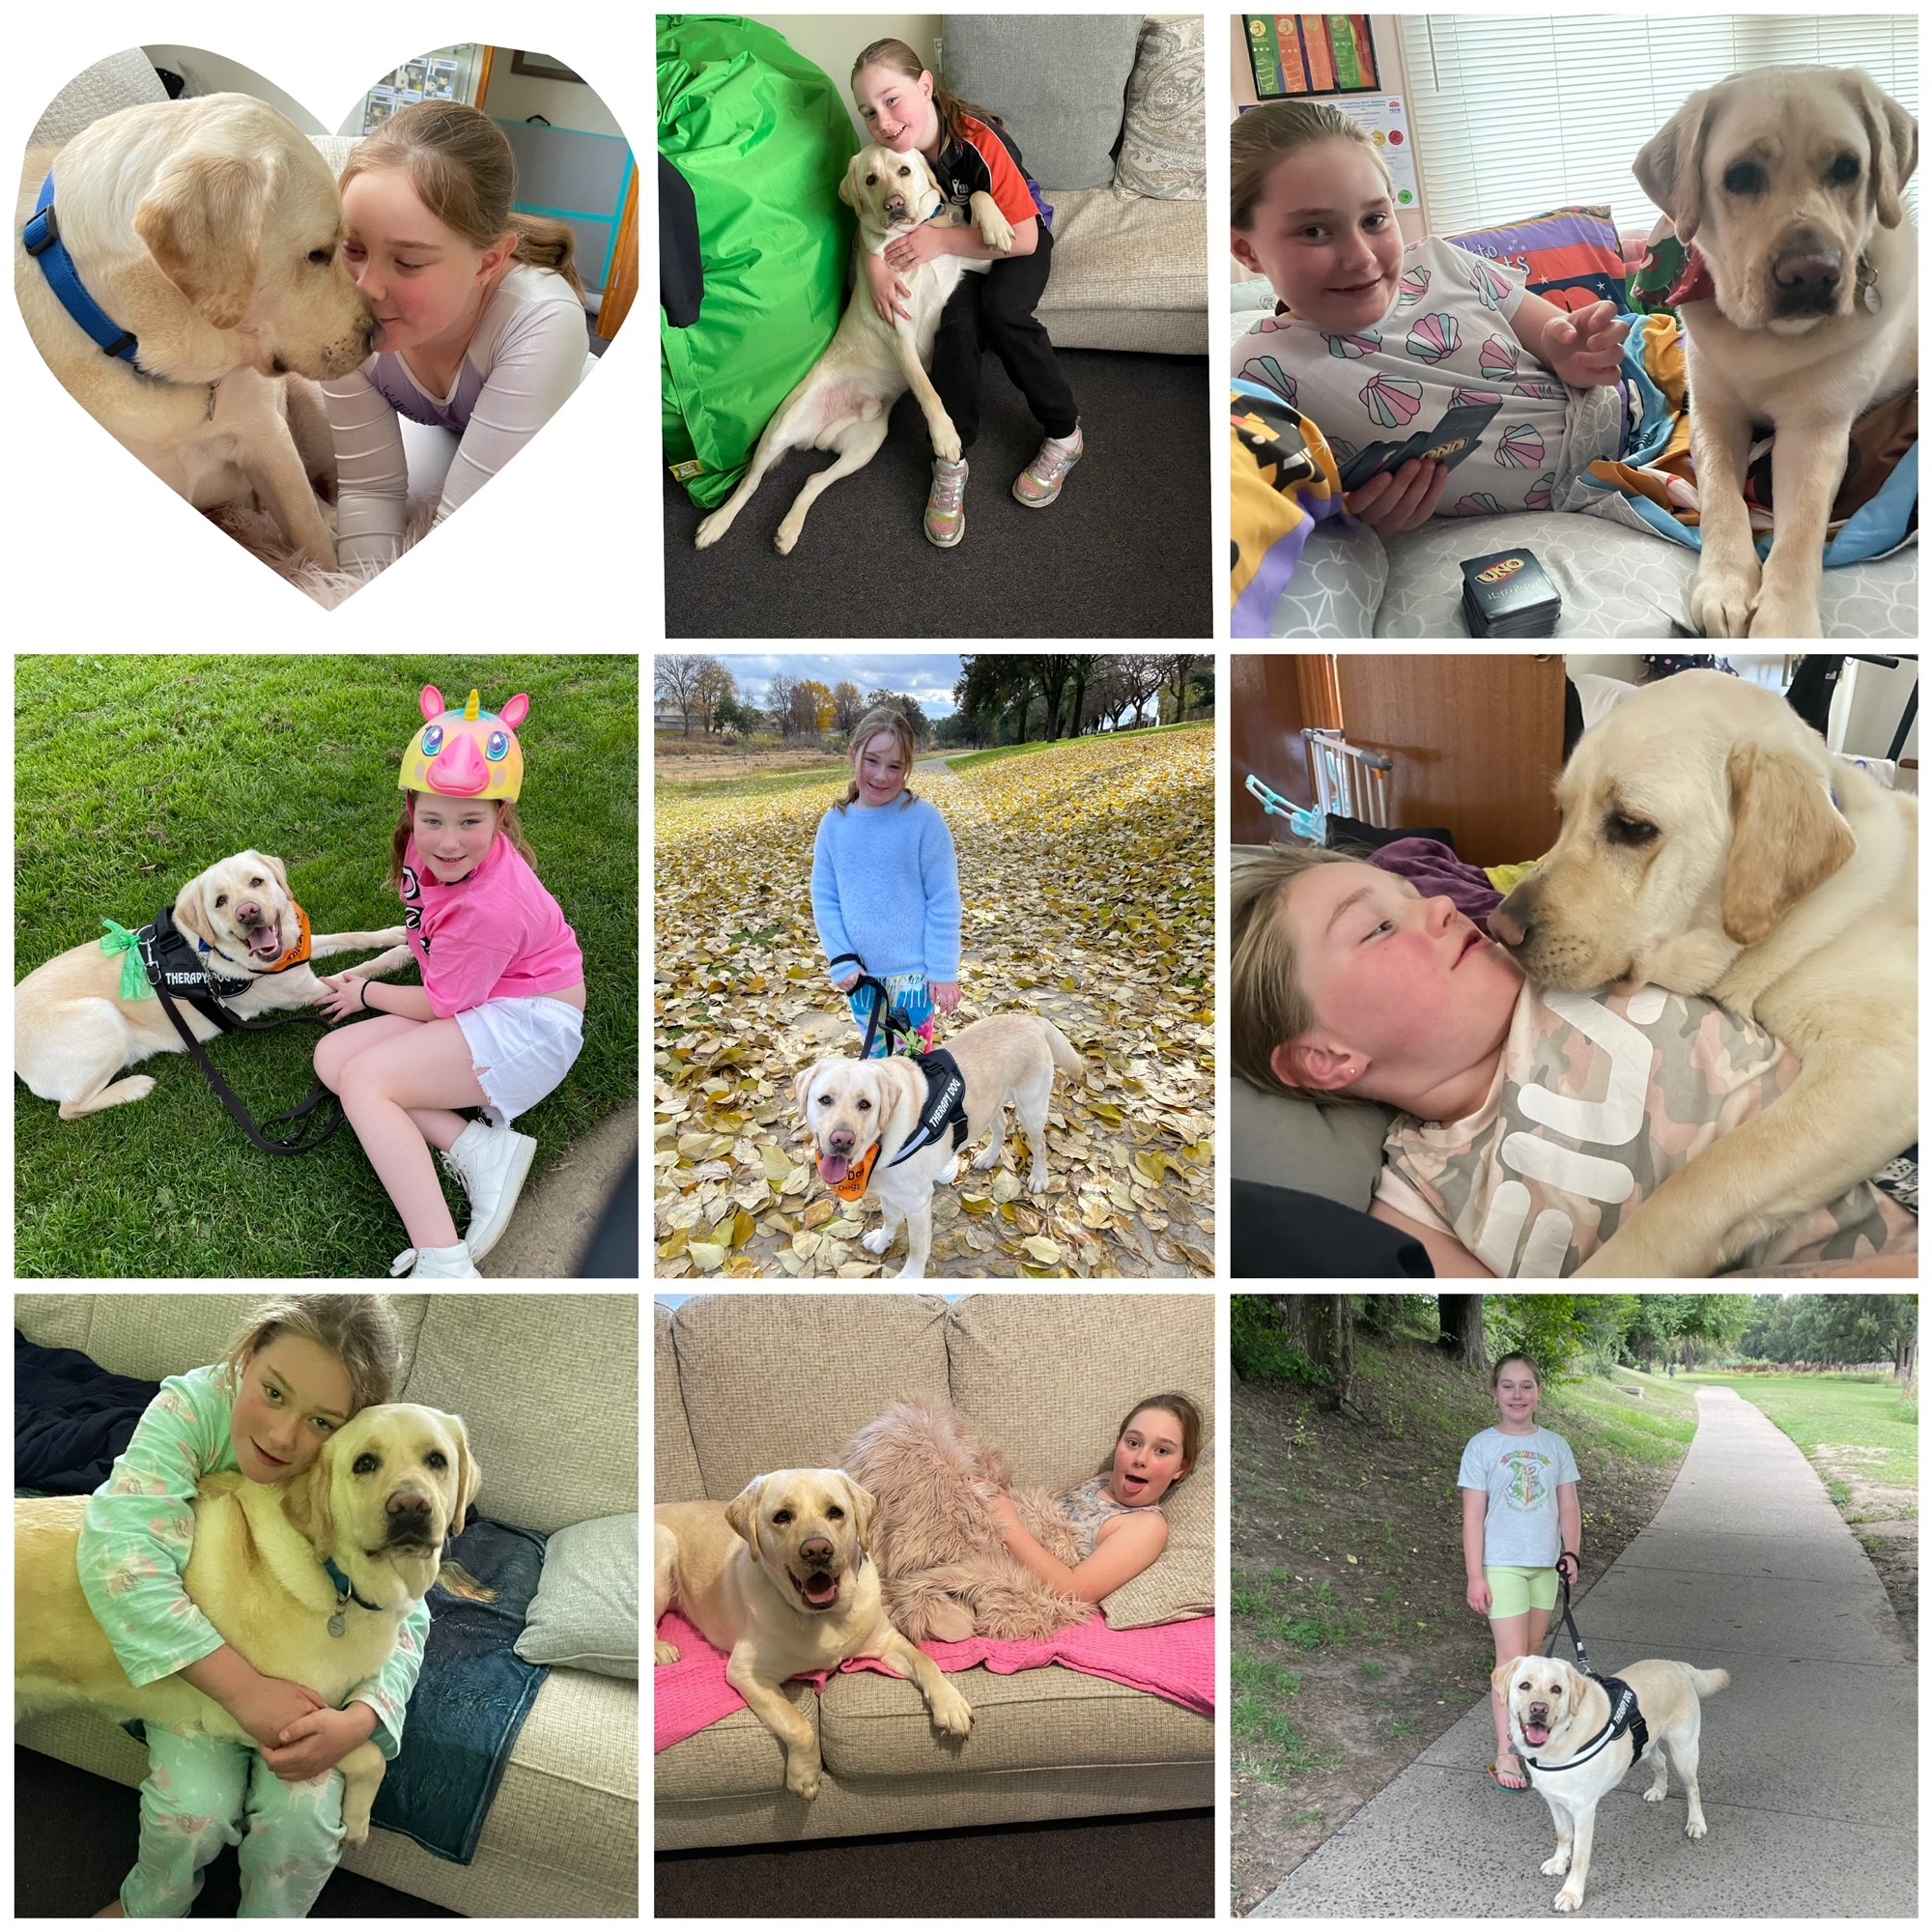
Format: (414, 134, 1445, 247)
(1492, 671, 1916, 1277)
(14, 848, 410, 1120)
(1494, 1654, 1729, 1914)
(16, 94, 382, 567)
(694, 143, 1014, 554)
(16, 1403, 479, 1845)
(1634, 68, 1918, 639)
(655, 1468, 973, 1800)
(793, 1012, 1084, 1279)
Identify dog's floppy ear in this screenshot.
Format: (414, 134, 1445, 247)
(173, 872, 213, 942)
(724, 1475, 765, 1557)
(1844, 71, 1918, 228)
(281, 1431, 339, 1561)
(794, 1065, 818, 1114)
(838, 1470, 878, 1549)
(1490, 1656, 1522, 1698)
(256, 851, 292, 898)
(1721, 743, 1856, 947)
(1634, 88, 1717, 247)
(837, 158, 862, 213)
(134, 144, 277, 329)
(445, 1414, 484, 1533)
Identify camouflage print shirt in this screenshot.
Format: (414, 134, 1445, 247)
(1377, 982, 1916, 1277)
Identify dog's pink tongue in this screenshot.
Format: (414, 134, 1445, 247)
(1524, 1721, 1549, 1747)
(248, 927, 281, 958)
(819, 1152, 849, 1186)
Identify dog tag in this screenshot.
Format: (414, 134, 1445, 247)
(1863, 280, 1882, 315)
(328, 1609, 347, 1637)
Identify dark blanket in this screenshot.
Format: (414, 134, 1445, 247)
(372, 1517, 551, 1864)
(1233, 1181, 1433, 1278)
(15, 1333, 160, 1493)
(1373, 837, 1504, 926)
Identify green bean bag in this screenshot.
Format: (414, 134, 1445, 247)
(660, 16, 860, 508)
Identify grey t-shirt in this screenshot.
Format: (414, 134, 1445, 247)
(1458, 1425, 1578, 1567)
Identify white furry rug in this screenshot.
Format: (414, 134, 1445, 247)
(203, 495, 441, 609)
(839, 1394, 1092, 1642)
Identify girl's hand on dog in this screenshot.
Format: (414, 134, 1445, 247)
(233, 1673, 326, 1752)
(1346, 457, 1450, 534)
(931, 980, 960, 1013)
(864, 251, 913, 326)
(263, 1702, 378, 1783)
(314, 972, 369, 1023)
(883, 223, 950, 275)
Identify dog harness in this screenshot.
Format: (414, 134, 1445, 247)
(100, 902, 314, 1031)
(821, 1049, 970, 1204)
(1521, 1672, 1650, 1773)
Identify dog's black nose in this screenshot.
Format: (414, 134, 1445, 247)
(800, 1536, 834, 1565)
(1491, 900, 1530, 950)
(1773, 247, 1843, 312)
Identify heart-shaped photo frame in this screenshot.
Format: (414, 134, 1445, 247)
(16, 44, 639, 607)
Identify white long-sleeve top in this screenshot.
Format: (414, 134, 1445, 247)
(322, 263, 590, 570)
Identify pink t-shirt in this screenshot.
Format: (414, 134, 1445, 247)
(401, 833, 583, 1018)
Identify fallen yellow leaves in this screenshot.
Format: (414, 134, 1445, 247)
(654, 726, 1215, 1277)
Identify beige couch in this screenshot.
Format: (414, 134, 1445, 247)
(16, 1293, 639, 1918)
(654, 1292, 1215, 1850)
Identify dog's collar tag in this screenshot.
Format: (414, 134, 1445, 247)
(323, 1555, 381, 1634)
(1856, 254, 1881, 315)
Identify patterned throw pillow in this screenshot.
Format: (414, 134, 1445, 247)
(1114, 15, 1206, 200)
(1445, 204, 1630, 313)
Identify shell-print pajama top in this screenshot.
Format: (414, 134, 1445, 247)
(76, 1363, 429, 1759)
(1236, 235, 1587, 519)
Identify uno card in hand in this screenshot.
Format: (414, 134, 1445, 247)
(1339, 400, 1504, 495)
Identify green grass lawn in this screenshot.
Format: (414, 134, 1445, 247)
(943, 719, 1209, 774)
(15, 654, 639, 1278)
(1682, 1370, 1918, 1492)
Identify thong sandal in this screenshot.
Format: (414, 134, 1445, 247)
(1489, 1753, 1531, 1791)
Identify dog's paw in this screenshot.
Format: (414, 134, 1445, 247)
(972, 1146, 999, 1172)
(694, 512, 727, 550)
(1747, 589, 1824, 639)
(1689, 560, 1759, 639)
(1553, 1888, 1583, 1914)
(931, 1684, 975, 1738)
(1025, 1163, 1050, 1196)
(774, 519, 803, 556)
(785, 1759, 822, 1802)
(1541, 1855, 1572, 1878)
(863, 1227, 895, 1256)
(1643, 1783, 1668, 1803)
(655, 1640, 681, 1665)
(940, 1153, 960, 1184)
(932, 418, 963, 465)
(1685, 1816, 1708, 1840)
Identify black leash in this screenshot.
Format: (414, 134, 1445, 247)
(827, 952, 920, 1060)
(1528, 1550, 1652, 1770)
(1544, 1551, 1591, 1675)
(149, 975, 359, 1155)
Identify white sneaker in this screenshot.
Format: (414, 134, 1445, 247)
(440, 1121, 537, 1263)
(389, 1241, 482, 1279)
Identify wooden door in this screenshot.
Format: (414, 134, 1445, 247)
(1333, 655, 1565, 867)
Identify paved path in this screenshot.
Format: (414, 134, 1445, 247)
(1254, 1387, 1916, 1918)
(481, 1104, 638, 1276)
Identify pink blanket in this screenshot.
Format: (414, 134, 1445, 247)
(653, 1609, 1215, 1754)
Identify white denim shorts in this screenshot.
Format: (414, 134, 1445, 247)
(456, 995, 584, 1125)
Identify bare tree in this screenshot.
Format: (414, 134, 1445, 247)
(1162, 654, 1199, 724)
(1123, 654, 1168, 729)
(764, 671, 799, 737)
(692, 661, 735, 735)
(655, 652, 719, 737)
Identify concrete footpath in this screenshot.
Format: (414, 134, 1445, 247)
(1254, 1386, 1917, 1918)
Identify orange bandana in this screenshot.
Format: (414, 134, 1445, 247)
(258, 902, 314, 975)
(826, 1144, 880, 1203)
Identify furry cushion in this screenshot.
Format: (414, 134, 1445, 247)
(838, 1394, 1098, 1643)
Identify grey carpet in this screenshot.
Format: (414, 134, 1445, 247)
(664, 348, 1211, 639)
(654, 1806, 1214, 1917)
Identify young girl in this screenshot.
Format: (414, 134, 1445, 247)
(323, 101, 593, 572)
(850, 40, 1082, 547)
(1230, 843, 1916, 1276)
(315, 686, 586, 1279)
(79, 1295, 418, 1917)
(811, 707, 961, 1058)
(1458, 1353, 1579, 1791)
(986, 1393, 1201, 1602)
(1230, 101, 1633, 536)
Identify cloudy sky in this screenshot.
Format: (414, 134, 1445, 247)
(712, 654, 962, 719)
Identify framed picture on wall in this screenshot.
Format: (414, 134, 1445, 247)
(1243, 15, 1379, 99)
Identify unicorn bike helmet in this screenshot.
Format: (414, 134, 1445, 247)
(399, 687, 530, 801)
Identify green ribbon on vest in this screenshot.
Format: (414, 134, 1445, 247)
(99, 919, 156, 1001)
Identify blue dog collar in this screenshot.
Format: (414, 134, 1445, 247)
(23, 171, 141, 363)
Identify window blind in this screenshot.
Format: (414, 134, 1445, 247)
(1393, 14, 1919, 237)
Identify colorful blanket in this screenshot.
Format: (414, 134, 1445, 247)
(654, 1609, 1214, 1754)
(1569, 226, 1918, 566)
(1231, 377, 1351, 638)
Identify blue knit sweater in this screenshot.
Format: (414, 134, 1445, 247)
(810, 794, 962, 986)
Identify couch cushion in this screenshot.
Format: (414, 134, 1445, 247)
(654, 1302, 704, 1503)
(945, 1293, 1213, 1631)
(819, 1659, 1212, 1776)
(666, 1293, 952, 1498)
(653, 1689, 815, 1799)
(517, 1514, 639, 1678)
(941, 14, 1143, 188)
(1037, 187, 1208, 355)
(1114, 15, 1206, 200)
